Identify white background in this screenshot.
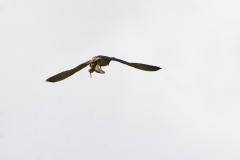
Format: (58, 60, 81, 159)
(0, 0, 240, 160)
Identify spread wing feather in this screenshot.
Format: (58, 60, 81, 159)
(110, 57, 161, 71)
(46, 60, 90, 82)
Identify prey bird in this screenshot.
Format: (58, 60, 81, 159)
(46, 55, 161, 82)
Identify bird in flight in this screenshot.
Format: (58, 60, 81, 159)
(46, 55, 161, 82)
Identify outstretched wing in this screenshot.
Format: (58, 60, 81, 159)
(46, 60, 91, 82)
(110, 57, 161, 71)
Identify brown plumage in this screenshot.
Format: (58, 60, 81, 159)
(46, 55, 161, 82)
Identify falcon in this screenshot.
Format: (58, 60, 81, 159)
(46, 55, 161, 82)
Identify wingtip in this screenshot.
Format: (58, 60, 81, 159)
(155, 66, 162, 71)
(46, 78, 54, 83)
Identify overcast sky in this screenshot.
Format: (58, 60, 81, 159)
(0, 0, 240, 160)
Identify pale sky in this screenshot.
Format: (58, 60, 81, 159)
(0, 0, 240, 160)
